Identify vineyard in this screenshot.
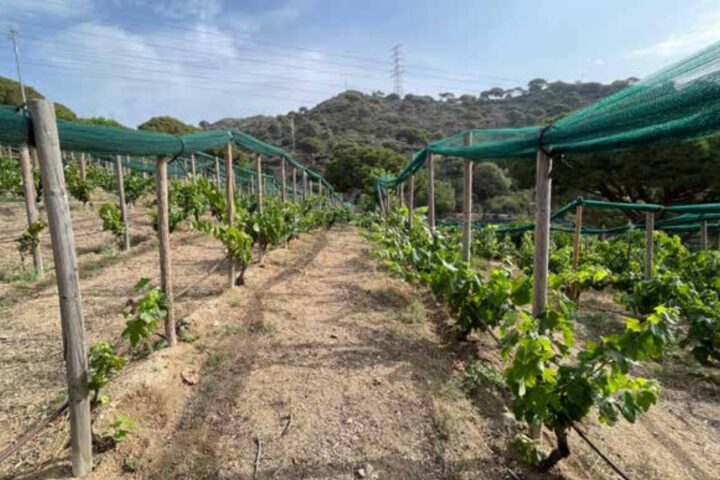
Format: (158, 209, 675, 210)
(0, 24, 720, 480)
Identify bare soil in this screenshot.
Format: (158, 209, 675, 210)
(1, 208, 718, 479)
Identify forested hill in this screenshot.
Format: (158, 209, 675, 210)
(204, 78, 636, 165)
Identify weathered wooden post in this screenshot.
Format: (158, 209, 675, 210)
(461, 133, 474, 262)
(701, 220, 708, 251)
(399, 182, 405, 208)
(386, 185, 392, 213)
(408, 174, 415, 228)
(30, 99, 92, 477)
(256, 155, 264, 213)
(572, 202, 583, 270)
(115, 155, 131, 251)
(19, 145, 44, 275)
(644, 212, 654, 280)
(190, 154, 197, 183)
(155, 155, 177, 347)
(303, 170, 309, 200)
(292, 167, 298, 203)
(427, 152, 436, 230)
(377, 185, 386, 217)
(281, 157, 287, 203)
(531, 147, 553, 442)
(214, 156, 221, 189)
(225, 143, 236, 287)
(78, 152, 86, 181)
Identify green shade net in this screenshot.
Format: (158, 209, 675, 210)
(0, 104, 343, 201)
(380, 39, 720, 188)
(440, 197, 720, 235)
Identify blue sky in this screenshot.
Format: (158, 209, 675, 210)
(0, 0, 718, 127)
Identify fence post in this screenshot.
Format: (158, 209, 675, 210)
(190, 154, 197, 183)
(155, 155, 177, 347)
(701, 220, 708, 251)
(78, 152, 86, 181)
(427, 152, 436, 230)
(461, 159, 474, 261)
(29, 99, 92, 477)
(377, 186, 386, 217)
(115, 155, 131, 251)
(303, 170, 308, 200)
(19, 144, 44, 275)
(215, 156, 221, 189)
(644, 212, 654, 280)
(292, 167, 298, 203)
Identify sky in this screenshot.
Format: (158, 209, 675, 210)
(0, 0, 718, 127)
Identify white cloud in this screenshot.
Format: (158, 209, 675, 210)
(628, 11, 720, 58)
(0, 0, 93, 19)
(592, 59, 604, 66)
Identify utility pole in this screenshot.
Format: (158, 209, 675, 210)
(391, 44, 404, 98)
(9, 30, 28, 105)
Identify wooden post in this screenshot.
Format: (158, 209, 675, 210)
(29, 99, 92, 477)
(115, 156, 130, 251)
(78, 152, 86, 181)
(408, 174, 415, 228)
(399, 182, 405, 208)
(19, 145, 44, 275)
(701, 220, 708, 251)
(427, 153, 436, 230)
(377, 185, 386, 216)
(644, 212, 654, 281)
(225, 143, 235, 287)
(303, 170, 308, 200)
(292, 167, 298, 202)
(190, 154, 196, 183)
(386, 186, 392, 213)
(319, 179, 323, 196)
(531, 147, 553, 443)
(215, 156, 221, 189)
(155, 156, 177, 347)
(572, 204, 583, 270)
(281, 158, 287, 203)
(256, 155, 264, 213)
(461, 158, 473, 262)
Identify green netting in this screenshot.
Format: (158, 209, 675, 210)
(379, 39, 720, 188)
(0, 103, 343, 202)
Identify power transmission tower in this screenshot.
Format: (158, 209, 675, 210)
(391, 44, 404, 97)
(9, 29, 27, 105)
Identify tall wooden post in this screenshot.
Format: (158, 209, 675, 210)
(155, 156, 177, 347)
(30, 99, 92, 477)
(292, 167, 298, 202)
(19, 145, 44, 275)
(377, 186, 386, 216)
(256, 155, 264, 213)
(303, 170, 308, 200)
(115, 156, 130, 251)
(533, 148, 553, 320)
(644, 212, 654, 281)
(281, 158, 287, 203)
(399, 182, 405, 208)
(572, 203, 583, 270)
(461, 158, 474, 262)
(225, 144, 235, 287)
(386, 186, 392, 212)
(701, 220, 708, 251)
(427, 153, 436, 230)
(408, 174, 415, 229)
(78, 152, 86, 181)
(319, 179, 323, 196)
(215, 156, 221, 189)
(190, 154, 197, 183)
(530, 148, 553, 443)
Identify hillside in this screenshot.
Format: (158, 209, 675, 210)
(204, 79, 636, 169)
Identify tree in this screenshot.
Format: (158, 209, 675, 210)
(137, 116, 199, 134)
(0, 75, 77, 120)
(527, 78, 548, 93)
(473, 162, 512, 201)
(297, 136, 325, 155)
(80, 117, 127, 128)
(395, 127, 430, 147)
(412, 169, 456, 216)
(325, 142, 405, 194)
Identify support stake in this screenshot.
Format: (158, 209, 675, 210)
(427, 153, 436, 230)
(115, 155, 130, 251)
(155, 155, 177, 347)
(19, 144, 44, 275)
(644, 212, 654, 280)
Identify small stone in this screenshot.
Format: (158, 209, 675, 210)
(181, 370, 199, 385)
(357, 468, 366, 478)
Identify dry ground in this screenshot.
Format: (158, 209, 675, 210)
(1, 201, 719, 479)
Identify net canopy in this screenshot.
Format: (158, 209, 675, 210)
(0, 103, 343, 201)
(440, 197, 720, 235)
(379, 39, 720, 188)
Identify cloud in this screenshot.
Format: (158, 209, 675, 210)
(0, 0, 93, 19)
(592, 59, 604, 66)
(628, 10, 720, 58)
